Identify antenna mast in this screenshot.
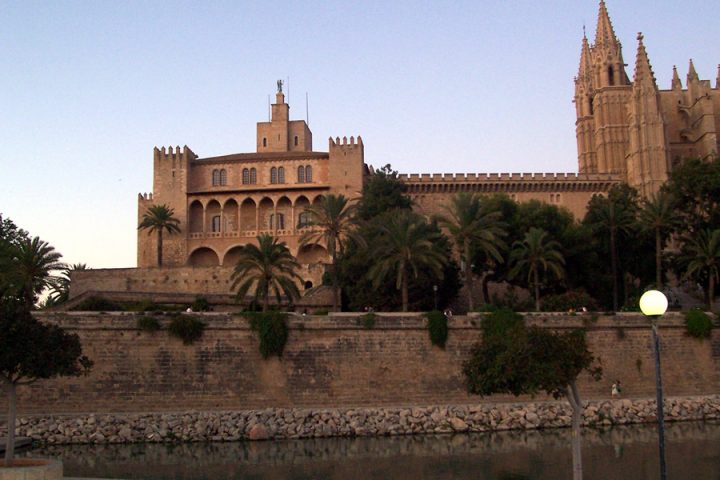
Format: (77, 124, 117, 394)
(267, 94, 271, 121)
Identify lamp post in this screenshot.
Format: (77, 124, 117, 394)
(433, 285, 438, 311)
(639, 289, 668, 480)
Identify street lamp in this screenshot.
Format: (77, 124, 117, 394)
(639, 289, 668, 480)
(433, 285, 438, 311)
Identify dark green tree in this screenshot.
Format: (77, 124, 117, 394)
(680, 229, 720, 311)
(138, 204, 181, 267)
(661, 157, 720, 234)
(638, 191, 679, 289)
(230, 234, 302, 311)
(47, 263, 89, 307)
(357, 164, 413, 221)
(12, 237, 66, 307)
(509, 228, 565, 311)
(464, 320, 601, 480)
(368, 211, 447, 312)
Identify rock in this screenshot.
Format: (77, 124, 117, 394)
(448, 417, 468, 432)
(248, 424, 270, 441)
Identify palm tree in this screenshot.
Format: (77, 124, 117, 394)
(436, 193, 505, 311)
(48, 263, 89, 306)
(585, 189, 637, 311)
(682, 229, 720, 311)
(300, 194, 364, 312)
(13, 236, 66, 307)
(638, 191, 678, 289)
(138, 204, 181, 267)
(509, 228, 565, 311)
(231, 234, 302, 311)
(367, 212, 447, 312)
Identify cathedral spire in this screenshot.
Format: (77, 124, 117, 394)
(671, 65, 682, 90)
(594, 0, 619, 48)
(577, 32, 592, 82)
(632, 33, 657, 89)
(687, 59, 699, 82)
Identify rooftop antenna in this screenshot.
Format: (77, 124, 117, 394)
(287, 76, 290, 105)
(305, 92, 309, 125)
(267, 94, 271, 121)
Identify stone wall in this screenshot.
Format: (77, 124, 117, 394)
(5, 312, 720, 415)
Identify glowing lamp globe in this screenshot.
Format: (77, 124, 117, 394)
(639, 290, 668, 316)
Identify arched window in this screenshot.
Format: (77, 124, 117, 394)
(278, 167, 285, 183)
(294, 135, 299, 146)
(298, 212, 310, 228)
(262, 138, 267, 147)
(297, 166, 305, 183)
(212, 169, 220, 186)
(219, 169, 227, 186)
(305, 165, 313, 182)
(270, 167, 278, 184)
(242, 168, 249, 185)
(211, 215, 221, 233)
(250, 168, 257, 184)
(608, 66, 614, 86)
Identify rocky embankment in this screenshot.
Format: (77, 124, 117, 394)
(4, 395, 720, 445)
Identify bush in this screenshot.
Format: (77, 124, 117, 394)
(685, 309, 713, 339)
(71, 296, 122, 311)
(359, 312, 376, 329)
(191, 297, 211, 312)
(137, 316, 161, 332)
(481, 308, 524, 339)
(168, 315, 206, 345)
(541, 290, 599, 312)
(246, 312, 289, 358)
(426, 310, 448, 348)
(313, 309, 329, 315)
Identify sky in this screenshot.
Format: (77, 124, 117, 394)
(1, 0, 718, 269)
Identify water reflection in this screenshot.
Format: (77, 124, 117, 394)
(28, 420, 720, 479)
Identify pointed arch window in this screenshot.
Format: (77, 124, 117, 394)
(262, 138, 267, 147)
(294, 135, 299, 146)
(278, 167, 285, 183)
(270, 167, 278, 184)
(242, 168, 249, 185)
(297, 166, 305, 183)
(305, 165, 313, 182)
(219, 169, 227, 186)
(212, 169, 220, 186)
(250, 168, 257, 184)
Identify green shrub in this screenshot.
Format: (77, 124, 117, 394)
(685, 309, 713, 339)
(426, 310, 448, 348)
(246, 312, 289, 358)
(137, 316, 161, 332)
(168, 315, 206, 345)
(191, 297, 211, 312)
(71, 296, 122, 311)
(359, 312, 376, 329)
(313, 309, 329, 315)
(541, 290, 598, 312)
(481, 308, 524, 339)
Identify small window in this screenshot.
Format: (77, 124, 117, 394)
(608, 66, 614, 86)
(242, 168, 249, 185)
(298, 166, 305, 183)
(211, 215, 221, 233)
(304, 281, 313, 290)
(305, 165, 313, 182)
(271, 167, 278, 184)
(250, 168, 257, 184)
(219, 169, 227, 186)
(294, 136, 299, 146)
(278, 167, 285, 183)
(212, 169, 220, 186)
(262, 138, 267, 147)
(269, 213, 285, 230)
(298, 212, 310, 228)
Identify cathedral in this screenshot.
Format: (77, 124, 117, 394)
(69, 1, 719, 305)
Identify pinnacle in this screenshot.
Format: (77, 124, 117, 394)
(632, 32, 656, 88)
(672, 65, 682, 90)
(688, 59, 699, 81)
(594, 0, 619, 48)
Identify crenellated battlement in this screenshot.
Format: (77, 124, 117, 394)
(153, 145, 197, 165)
(395, 172, 620, 182)
(329, 136, 363, 148)
(138, 192, 154, 201)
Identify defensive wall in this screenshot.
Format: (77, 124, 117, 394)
(7, 312, 720, 415)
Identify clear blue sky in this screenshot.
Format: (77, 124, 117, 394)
(1, 1, 718, 269)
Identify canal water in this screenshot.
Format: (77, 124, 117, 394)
(25, 420, 720, 479)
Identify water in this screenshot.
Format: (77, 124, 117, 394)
(25, 421, 720, 479)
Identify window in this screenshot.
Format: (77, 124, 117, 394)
(242, 168, 249, 185)
(211, 215, 221, 233)
(250, 168, 257, 184)
(219, 169, 227, 186)
(212, 169, 220, 186)
(298, 166, 305, 183)
(278, 167, 285, 183)
(270, 167, 278, 184)
(263, 138, 267, 147)
(298, 212, 310, 228)
(294, 136, 299, 146)
(305, 165, 312, 182)
(270, 213, 285, 230)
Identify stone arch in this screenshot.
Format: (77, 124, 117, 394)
(188, 247, 220, 267)
(240, 198, 256, 232)
(206, 200, 221, 233)
(311, 194, 324, 206)
(189, 200, 204, 233)
(258, 197, 274, 231)
(276, 196, 292, 231)
(223, 199, 239, 233)
(223, 244, 246, 267)
(294, 195, 311, 229)
(296, 243, 327, 265)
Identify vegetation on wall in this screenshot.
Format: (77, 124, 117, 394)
(137, 315, 161, 332)
(685, 309, 714, 339)
(359, 312, 376, 329)
(245, 311, 289, 358)
(168, 315, 206, 345)
(425, 310, 448, 348)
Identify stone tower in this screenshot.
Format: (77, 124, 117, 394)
(574, 1, 720, 196)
